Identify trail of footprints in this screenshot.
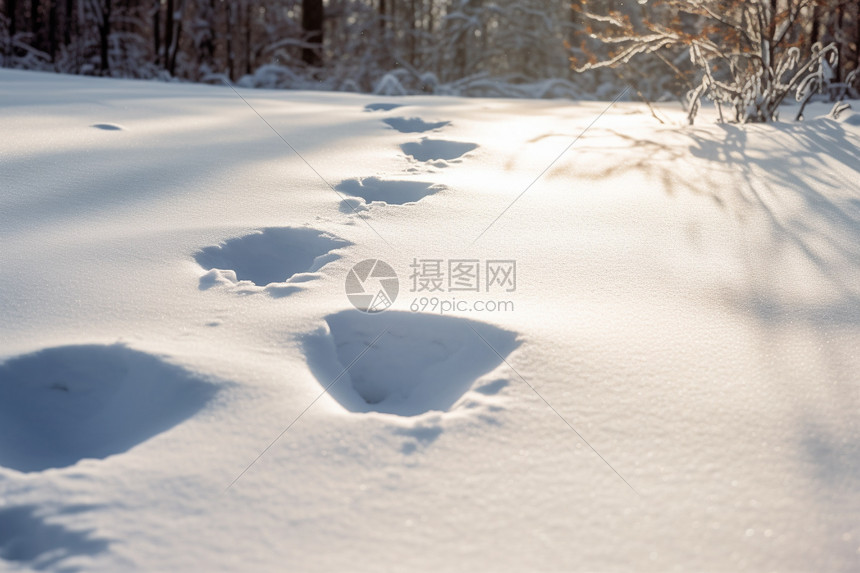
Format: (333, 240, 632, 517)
(337, 103, 479, 210)
(188, 102, 514, 421)
(0, 104, 508, 566)
(197, 102, 481, 298)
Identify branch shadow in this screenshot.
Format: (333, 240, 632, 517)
(578, 119, 860, 549)
(569, 119, 860, 322)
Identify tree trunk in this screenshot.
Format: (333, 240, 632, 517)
(204, 0, 215, 60)
(168, 22, 182, 74)
(809, 3, 820, 52)
(445, 0, 466, 78)
(427, 0, 434, 40)
(8, 0, 18, 38)
(99, 0, 111, 74)
(245, 0, 252, 75)
(29, 0, 39, 51)
(48, 0, 56, 60)
(836, 3, 845, 82)
(153, 2, 160, 67)
(164, 0, 173, 69)
(64, 0, 73, 45)
(226, 0, 234, 80)
(767, 0, 778, 70)
(301, 0, 323, 66)
(167, 0, 184, 75)
(409, 0, 416, 66)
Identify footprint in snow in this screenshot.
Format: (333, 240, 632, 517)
(364, 103, 403, 112)
(336, 176, 444, 209)
(90, 123, 123, 131)
(194, 227, 351, 297)
(401, 138, 478, 161)
(302, 310, 520, 417)
(383, 117, 450, 133)
(0, 344, 218, 472)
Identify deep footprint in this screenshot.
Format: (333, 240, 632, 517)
(195, 227, 351, 288)
(0, 344, 218, 472)
(0, 505, 109, 569)
(303, 310, 520, 416)
(383, 117, 450, 133)
(401, 138, 478, 161)
(336, 176, 444, 206)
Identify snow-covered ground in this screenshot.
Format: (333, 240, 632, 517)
(1, 69, 859, 572)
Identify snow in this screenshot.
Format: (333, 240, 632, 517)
(1, 68, 859, 572)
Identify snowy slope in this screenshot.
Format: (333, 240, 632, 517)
(1, 69, 859, 572)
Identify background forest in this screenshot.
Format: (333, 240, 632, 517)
(1, 1, 859, 103)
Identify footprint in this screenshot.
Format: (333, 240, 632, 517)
(90, 123, 123, 131)
(303, 310, 520, 416)
(401, 138, 478, 161)
(382, 117, 450, 133)
(335, 176, 444, 206)
(0, 344, 218, 472)
(0, 505, 109, 569)
(195, 227, 351, 295)
(364, 103, 403, 112)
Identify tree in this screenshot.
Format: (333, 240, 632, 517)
(573, 0, 858, 123)
(301, 0, 323, 66)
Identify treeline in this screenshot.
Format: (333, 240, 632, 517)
(0, 0, 587, 96)
(0, 0, 858, 100)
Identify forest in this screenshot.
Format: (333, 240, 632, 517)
(1, 1, 859, 105)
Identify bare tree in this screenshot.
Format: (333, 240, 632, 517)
(573, 0, 854, 123)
